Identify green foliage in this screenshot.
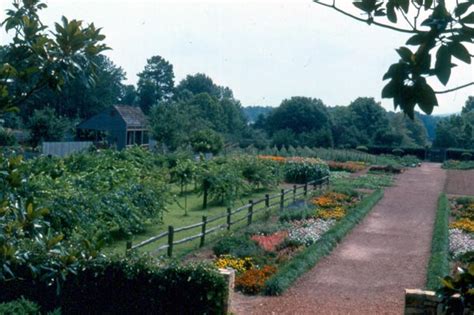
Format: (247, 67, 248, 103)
(264, 190, 384, 295)
(1, 0, 108, 115)
(279, 206, 314, 222)
(197, 160, 249, 208)
(461, 152, 473, 161)
(283, 158, 329, 184)
(0, 127, 16, 146)
(436, 263, 474, 314)
(442, 160, 474, 170)
(426, 194, 450, 290)
(213, 234, 263, 258)
(392, 148, 404, 156)
(356, 145, 368, 152)
(137, 55, 175, 113)
(15, 148, 171, 242)
(1, 256, 228, 314)
(236, 156, 280, 190)
(190, 129, 224, 154)
(27, 108, 68, 147)
(0, 297, 40, 315)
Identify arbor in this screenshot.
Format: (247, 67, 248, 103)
(0, 0, 108, 116)
(313, 0, 474, 117)
(137, 55, 175, 113)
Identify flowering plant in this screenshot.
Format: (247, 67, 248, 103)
(214, 255, 254, 273)
(235, 265, 277, 294)
(251, 231, 288, 252)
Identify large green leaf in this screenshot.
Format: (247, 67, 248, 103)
(449, 42, 471, 64)
(435, 45, 452, 85)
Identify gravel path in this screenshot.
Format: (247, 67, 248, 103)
(232, 163, 447, 314)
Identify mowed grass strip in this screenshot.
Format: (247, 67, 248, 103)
(263, 189, 384, 295)
(105, 185, 284, 256)
(425, 193, 450, 290)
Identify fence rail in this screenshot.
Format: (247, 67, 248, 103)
(126, 176, 329, 257)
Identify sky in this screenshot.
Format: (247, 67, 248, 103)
(0, 0, 473, 114)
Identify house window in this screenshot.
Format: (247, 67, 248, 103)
(135, 130, 142, 145)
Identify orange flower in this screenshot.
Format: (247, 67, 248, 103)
(235, 265, 277, 294)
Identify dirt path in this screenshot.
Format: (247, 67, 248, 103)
(445, 169, 474, 196)
(232, 163, 447, 314)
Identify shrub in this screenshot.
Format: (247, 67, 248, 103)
(0, 257, 228, 314)
(461, 152, 473, 161)
(27, 108, 68, 147)
(0, 298, 40, 315)
(283, 157, 329, 184)
(392, 148, 404, 156)
(0, 128, 16, 146)
(236, 156, 280, 189)
(212, 235, 262, 258)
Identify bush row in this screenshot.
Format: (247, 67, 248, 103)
(425, 194, 450, 290)
(0, 256, 228, 314)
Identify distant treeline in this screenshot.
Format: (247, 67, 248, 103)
(1, 47, 472, 152)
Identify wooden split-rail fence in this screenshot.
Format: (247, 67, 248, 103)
(126, 176, 330, 257)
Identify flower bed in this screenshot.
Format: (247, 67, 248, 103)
(327, 161, 366, 173)
(448, 197, 474, 261)
(213, 188, 365, 295)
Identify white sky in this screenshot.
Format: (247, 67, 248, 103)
(1, 0, 473, 114)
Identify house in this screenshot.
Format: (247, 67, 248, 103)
(76, 105, 149, 149)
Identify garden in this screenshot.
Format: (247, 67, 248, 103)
(0, 145, 406, 312)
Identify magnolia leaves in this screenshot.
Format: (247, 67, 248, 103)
(347, 0, 474, 117)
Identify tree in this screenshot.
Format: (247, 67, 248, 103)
(27, 108, 68, 147)
(120, 84, 138, 105)
(18, 54, 126, 120)
(462, 96, 474, 114)
(266, 97, 331, 135)
(137, 55, 175, 113)
(313, 0, 474, 118)
(0, 0, 109, 116)
(175, 73, 233, 100)
(348, 97, 389, 141)
(190, 129, 224, 155)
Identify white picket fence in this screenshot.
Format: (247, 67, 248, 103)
(42, 141, 93, 157)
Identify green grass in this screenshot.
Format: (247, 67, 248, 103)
(263, 189, 384, 295)
(425, 193, 450, 290)
(104, 184, 284, 256)
(331, 172, 393, 191)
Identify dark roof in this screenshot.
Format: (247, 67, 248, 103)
(77, 105, 147, 130)
(114, 105, 147, 128)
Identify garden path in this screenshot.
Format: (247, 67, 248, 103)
(232, 163, 446, 314)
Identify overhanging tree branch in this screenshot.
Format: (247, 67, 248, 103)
(313, 0, 418, 34)
(434, 82, 474, 94)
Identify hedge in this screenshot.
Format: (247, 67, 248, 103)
(425, 194, 450, 290)
(263, 189, 384, 295)
(0, 257, 228, 314)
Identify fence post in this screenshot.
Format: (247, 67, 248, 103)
(265, 194, 270, 208)
(125, 240, 132, 255)
(227, 207, 232, 230)
(167, 226, 174, 257)
(304, 183, 308, 196)
(280, 189, 285, 210)
(248, 200, 253, 225)
(293, 185, 297, 202)
(200, 216, 207, 248)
